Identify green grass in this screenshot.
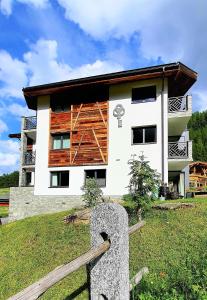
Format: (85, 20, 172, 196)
(0, 187, 10, 195)
(0, 199, 207, 299)
(0, 206, 9, 218)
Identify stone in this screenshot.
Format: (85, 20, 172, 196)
(90, 203, 129, 300)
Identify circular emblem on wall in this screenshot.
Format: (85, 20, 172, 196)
(113, 104, 125, 128)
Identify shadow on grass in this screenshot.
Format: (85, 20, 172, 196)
(64, 282, 88, 300)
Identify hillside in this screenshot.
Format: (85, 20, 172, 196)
(0, 200, 207, 299)
(188, 110, 207, 161)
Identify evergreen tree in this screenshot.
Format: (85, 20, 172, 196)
(128, 154, 160, 220)
(188, 110, 207, 161)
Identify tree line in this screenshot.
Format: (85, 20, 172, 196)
(0, 171, 19, 188)
(188, 110, 207, 162)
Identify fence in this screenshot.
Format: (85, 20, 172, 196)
(8, 203, 148, 300)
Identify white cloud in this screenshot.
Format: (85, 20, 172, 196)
(58, 0, 207, 111)
(0, 50, 27, 98)
(7, 103, 34, 118)
(0, 119, 8, 135)
(0, 139, 19, 174)
(0, 0, 48, 15)
(0, 39, 122, 101)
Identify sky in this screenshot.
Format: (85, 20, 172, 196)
(0, 0, 207, 174)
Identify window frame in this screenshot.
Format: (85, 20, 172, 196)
(84, 169, 106, 188)
(51, 133, 70, 150)
(50, 97, 71, 113)
(131, 85, 157, 104)
(50, 171, 69, 188)
(132, 125, 157, 145)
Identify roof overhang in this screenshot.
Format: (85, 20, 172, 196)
(23, 62, 197, 110)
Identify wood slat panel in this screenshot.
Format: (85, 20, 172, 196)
(49, 100, 108, 166)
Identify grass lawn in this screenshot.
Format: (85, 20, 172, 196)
(0, 199, 207, 299)
(0, 187, 10, 195)
(0, 206, 9, 218)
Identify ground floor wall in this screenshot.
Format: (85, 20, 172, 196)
(9, 187, 122, 221)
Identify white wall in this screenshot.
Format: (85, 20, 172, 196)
(34, 78, 168, 196)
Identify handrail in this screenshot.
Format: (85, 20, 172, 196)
(168, 95, 188, 113)
(168, 141, 188, 158)
(8, 220, 145, 300)
(24, 116, 37, 130)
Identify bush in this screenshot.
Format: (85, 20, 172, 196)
(81, 178, 103, 208)
(128, 154, 160, 220)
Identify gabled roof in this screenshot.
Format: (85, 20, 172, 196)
(189, 161, 207, 167)
(23, 62, 197, 110)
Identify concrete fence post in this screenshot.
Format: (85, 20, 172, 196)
(90, 203, 129, 300)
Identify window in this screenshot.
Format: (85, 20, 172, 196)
(52, 134, 70, 149)
(132, 86, 156, 103)
(50, 97, 71, 112)
(85, 169, 106, 187)
(132, 126, 156, 144)
(50, 171, 69, 187)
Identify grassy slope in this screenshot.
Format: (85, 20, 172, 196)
(0, 188, 10, 195)
(0, 200, 207, 299)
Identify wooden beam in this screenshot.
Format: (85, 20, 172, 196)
(92, 129, 105, 163)
(72, 103, 83, 130)
(8, 221, 145, 300)
(96, 101, 107, 128)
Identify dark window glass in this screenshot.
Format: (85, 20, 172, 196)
(50, 97, 71, 112)
(132, 128, 143, 144)
(132, 126, 156, 144)
(145, 126, 156, 143)
(132, 86, 156, 103)
(52, 133, 70, 149)
(51, 171, 69, 187)
(85, 169, 106, 187)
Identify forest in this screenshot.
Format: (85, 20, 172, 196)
(188, 110, 207, 162)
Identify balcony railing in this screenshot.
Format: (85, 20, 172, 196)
(168, 142, 189, 159)
(24, 116, 37, 130)
(24, 151, 36, 165)
(168, 96, 188, 113)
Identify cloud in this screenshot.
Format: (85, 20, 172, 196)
(0, 119, 8, 135)
(0, 39, 122, 101)
(58, 0, 207, 111)
(7, 103, 34, 118)
(0, 0, 49, 15)
(0, 50, 27, 98)
(0, 139, 19, 174)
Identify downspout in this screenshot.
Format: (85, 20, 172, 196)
(161, 67, 165, 183)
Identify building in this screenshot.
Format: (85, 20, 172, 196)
(189, 161, 207, 190)
(9, 62, 197, 220)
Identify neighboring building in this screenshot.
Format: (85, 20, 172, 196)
(9, 62, 197, 220)
(189, 161, 207, 190)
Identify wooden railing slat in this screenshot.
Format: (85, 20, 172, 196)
(8, 221, 145, 300)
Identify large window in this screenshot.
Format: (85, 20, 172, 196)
(52, 133, 70, 150)
(132, 86, 156, 103)
(50, 97, 71, 112)
(132, 126, 157, 144)
(85, 169, 106, 187)
(50, 171, 69, 187)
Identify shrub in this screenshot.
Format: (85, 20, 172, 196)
(128, 154, 160, 220)
(81, 177, 103, 208)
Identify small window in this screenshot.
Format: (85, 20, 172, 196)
(132, 126, 156, 144)
(50, 97, 71, 112)
(50, 171, 69, 187)
(52, 133, 70, 149)
(132, 86, 156, 103)
(85, 169, 106, 187)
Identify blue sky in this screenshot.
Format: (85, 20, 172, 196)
(0, 0, 207, 174)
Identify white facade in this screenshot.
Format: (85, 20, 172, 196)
(34, 78, 169, 196)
